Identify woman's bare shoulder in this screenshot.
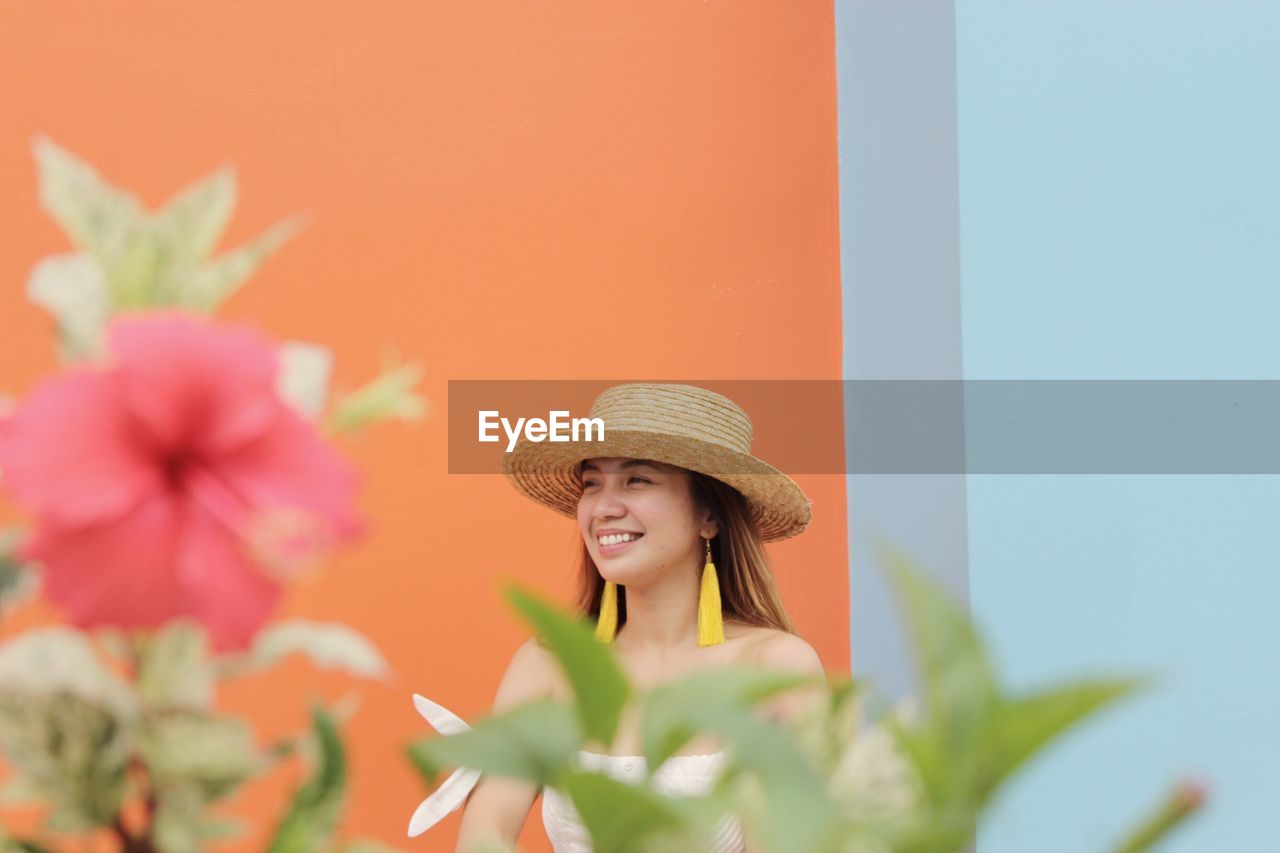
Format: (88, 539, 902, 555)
(735, 626, 824, 675)
(492, 636, 562, 710)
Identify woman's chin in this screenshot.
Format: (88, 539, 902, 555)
(597, 562, 652, 587)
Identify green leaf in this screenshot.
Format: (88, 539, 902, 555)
(153, 165, 236, 263)
(0, 691, 130, 831)
(136, 712, 264, 801)
(137, 619, 213, 711)
(195, 815, 250, 840)
(267, 704, 347, 853)
(182, 215, 303, 310)
(102, 219, 168, 308)
(28, 136, 302, 317)
(753, 775, 851, 853)
(641, 668, 847, 853)
(986, 676, 1149, 801)
(870, 540, 1001, 805)
(640, 667, 817, 770)
(324, 356, 428, 436)
(31, 135, 142, 261)
(505, 586, 630, 747)
(852, 809, 975, 853)
(407, 699, 580, 785)
(0, 530, 40, 617)
(149, 785, 249, 850)
(559, 769, 691, 853)
(150, 783, 204, 852)
(882, 716, 949, 811)
(0, 834, 56, 853)
(0, 627, 137, 717)
(0, 773, 43, 807)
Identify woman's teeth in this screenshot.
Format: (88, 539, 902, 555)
(599, 533, 641, 546)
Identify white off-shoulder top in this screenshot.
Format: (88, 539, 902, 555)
(406, 694, 745, 851)
(541, 750, 745, 853)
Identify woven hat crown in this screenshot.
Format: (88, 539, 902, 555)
(585, 384, 754, 453)
(502, 382, 813, 542)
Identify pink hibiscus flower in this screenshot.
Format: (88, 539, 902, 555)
(0, 311, 363, 651)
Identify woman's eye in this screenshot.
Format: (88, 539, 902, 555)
(579, 477, 649, 488)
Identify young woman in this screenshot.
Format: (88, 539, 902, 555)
(413, 383, 825, 852)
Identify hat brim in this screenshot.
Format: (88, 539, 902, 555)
(501, 430, 812, 542)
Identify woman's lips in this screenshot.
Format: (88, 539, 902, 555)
(598, 534, 643, 556)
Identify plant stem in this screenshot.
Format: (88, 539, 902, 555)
(112, 814, 155, 853)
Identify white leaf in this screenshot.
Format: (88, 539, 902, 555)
(407, 694, 479, 837)
(413, 692, 471, 736)
(245, 620, 390, 680)
(183, 215, 303, 310)
(31, 135, 141, 261)
(407, 765, 481, 837)
(25, 252, 110, 361)
(276, 341, 334, 419)
(0, 627, 137, 717)
(137, 619, 213, 711)
(155, 165, 236, 262)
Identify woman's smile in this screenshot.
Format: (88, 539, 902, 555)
(597, 532, 644, 557)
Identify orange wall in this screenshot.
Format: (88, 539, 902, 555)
(0, 3, 846, 849)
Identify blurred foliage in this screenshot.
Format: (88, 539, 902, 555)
(0, 622, 399, 851)
(267, 705, 347, 852)
(21, 135, 426, 433)
(0, 136, 421, 850)
(408, 545, 1205, 853)
(29, 135, 300, 359)
(324, 352, 429, 437)
(0, 530, 39, 619)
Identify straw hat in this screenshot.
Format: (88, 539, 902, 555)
(501, 383, 812, 542)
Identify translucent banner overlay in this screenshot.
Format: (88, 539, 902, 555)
(448, 380, 1280, 474)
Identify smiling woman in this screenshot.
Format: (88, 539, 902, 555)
(434, 383, 823, 852)
(573, 457, 795, 649)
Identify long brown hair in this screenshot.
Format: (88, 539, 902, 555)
(574, 465, 795, 635)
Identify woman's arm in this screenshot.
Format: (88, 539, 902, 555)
(453, 637, 557, 853)
(741, 633, 827, 853)
(754, 632, 827, 724)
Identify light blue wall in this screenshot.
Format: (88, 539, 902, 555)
(838, 1, 1280, 849)
(835, 0, 970, 723)
(959, 4, 1280, 850)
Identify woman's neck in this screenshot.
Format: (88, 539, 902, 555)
(614, 556, 703, 652)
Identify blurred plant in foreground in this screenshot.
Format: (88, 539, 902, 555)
(408, 542, 1205, 853)
(0, 137, 425, 851)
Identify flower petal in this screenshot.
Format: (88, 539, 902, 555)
(108, 311, 280, 456)
(26, 490, 188, 629)
(0, 369, 157, 527)
(174, 498, 282, 653)
(214, 404, 364, 546)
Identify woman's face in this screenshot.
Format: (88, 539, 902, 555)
(576, 456, 716, 587)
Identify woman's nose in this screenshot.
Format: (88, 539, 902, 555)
(591, 481, 626, 517)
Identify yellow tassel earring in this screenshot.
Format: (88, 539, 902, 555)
(698, 537, 725, 647)
(595, 579, 618, 644)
